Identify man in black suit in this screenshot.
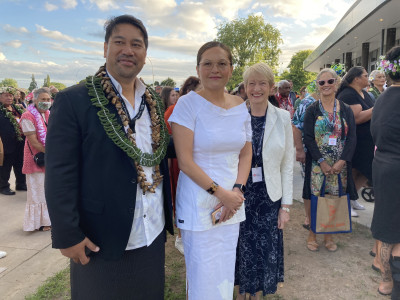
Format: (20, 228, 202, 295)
(0, 86, 26, 195)
(45, 15, 173, 299)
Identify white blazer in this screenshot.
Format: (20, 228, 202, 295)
(261, 103, 294, 205)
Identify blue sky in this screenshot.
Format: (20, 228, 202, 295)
(0, 0, 355, 88)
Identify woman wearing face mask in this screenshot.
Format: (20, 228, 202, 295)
(20, 88, 52, 231)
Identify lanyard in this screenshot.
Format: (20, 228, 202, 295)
(249, 107, 267, 164)
(319, 99, 336, 131)
(106, 70, 146, 133)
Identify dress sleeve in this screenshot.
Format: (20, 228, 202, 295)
(303, 104, 323, 161)
(245, 112, 252, 142)
(21, 119, 35, 133)
(337, 88, 359, 106)
(168, 94, 196, 132)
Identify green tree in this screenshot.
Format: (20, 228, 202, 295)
(28, 74, 38, 91)
(0, 78, 18, 88)
(160, 77, 176, 87)
(284, 50, 317, 92)
(43, 74, 51, 87)
(49, 82, 67, 90)
(216, 15, 283, 90)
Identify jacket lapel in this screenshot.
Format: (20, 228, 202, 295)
(263, 102, 277, 148)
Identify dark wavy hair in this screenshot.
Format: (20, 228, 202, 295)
(180, 76, 201, 96)
(104, 15, 148, 49)
(196, 41, 233, 66)
(336, 66, 365, 96)
(385, 46, 400, 81)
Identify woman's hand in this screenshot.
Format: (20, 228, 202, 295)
(214, 187, 245, 222)
(331, 160, 345, 175)
(319, 160, 332, 176)
(278, 207, 290, 229)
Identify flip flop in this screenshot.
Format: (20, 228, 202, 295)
(302, 224, 311, 230)
(377, 288, 392, 296)
(370, 250, 376, 257)
(307, 240, 319, 252)
(325, 241, 338, 252)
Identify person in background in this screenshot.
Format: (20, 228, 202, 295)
(169, 41, 252, 300)
(161, 87, 179, 110)
(164, 76, 201, 255)
(155, 85, 163, 96)
(235, 62, 293, 299)
(0, 86, 26, 195)
(292, 81, 318, 231)
(14, 90, 27, 108)
(275, 80, 294, 118)
(287, 79, 297, 106)
(371, 46, 400, 298)
(20, 87, 51, 231)
(303, 68, 357, 252)
(294, 86, 307, 111)
(368, 70, 386, 102)
(336, 66, 374, 217)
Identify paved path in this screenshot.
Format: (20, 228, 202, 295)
(0, 162, 375, 299)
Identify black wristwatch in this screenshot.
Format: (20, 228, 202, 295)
(233, 183, 246, 194)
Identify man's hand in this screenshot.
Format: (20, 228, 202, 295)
(60, 237, 99, 265)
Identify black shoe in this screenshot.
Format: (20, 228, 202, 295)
(1, 188, 16, 195)
(16, 185, 27, 191)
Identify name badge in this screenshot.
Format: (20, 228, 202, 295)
(252, 167, 263, 183)
(329, 135, 337, 146)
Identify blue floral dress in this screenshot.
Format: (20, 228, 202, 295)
(235, 114, 284, 296)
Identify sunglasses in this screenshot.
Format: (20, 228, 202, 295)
(317, 78, 336, 86)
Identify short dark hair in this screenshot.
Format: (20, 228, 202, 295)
(197, 41, 233, 66)
(180, 76, 201, 96)
(104, 15, 148, 49)
(385, 46, 400, 81)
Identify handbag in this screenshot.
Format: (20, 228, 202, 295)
(310, 174, 352, 234)
(27, 142, 45, 167)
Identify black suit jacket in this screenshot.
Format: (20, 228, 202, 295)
(45, 83, 173, 261)
(0, 105, 24, 154)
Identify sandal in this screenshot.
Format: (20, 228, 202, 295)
(377, 288, 392, 296)
(307, 239, 319, 252)
(325, 241, 338, 252)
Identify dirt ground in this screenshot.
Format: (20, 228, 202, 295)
(165, 200, 382, 300)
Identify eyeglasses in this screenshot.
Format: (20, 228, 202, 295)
(317, 78, 336, 86)
(199, 60, 231, 70)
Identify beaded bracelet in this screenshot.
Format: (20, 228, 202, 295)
(206, 181, 219, 195)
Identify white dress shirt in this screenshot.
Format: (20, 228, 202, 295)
(108, 71, 165, 250)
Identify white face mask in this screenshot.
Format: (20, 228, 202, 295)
(37, 101, 52, 110)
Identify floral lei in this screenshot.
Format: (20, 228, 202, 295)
(378, 55, 400, 75)
(0, 103, 24, 141)
(27, 104, 48, 146)
(86, 65, 170, 194)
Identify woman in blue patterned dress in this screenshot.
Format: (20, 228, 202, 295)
(303, 68, 357, 252)
(235, 63, 293, 299)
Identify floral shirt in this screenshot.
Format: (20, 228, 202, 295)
(275, 93, 294, 118)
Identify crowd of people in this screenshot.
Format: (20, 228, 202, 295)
(0, 13, 399, 300)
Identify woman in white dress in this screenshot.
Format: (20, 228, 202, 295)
(169, 41, 252, 300)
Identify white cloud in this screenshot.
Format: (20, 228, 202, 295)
(149, 36, 203, 56)
(36, 25, 75, 42)
(48, 43, 103, 56)
(5, 40, 22, 48)
(0, 52, 6, 61)
(44, 2, 58, 11)
(3, 24, 29, 34)
(88, 0, 120, 11)
(62, 0, 78, 9)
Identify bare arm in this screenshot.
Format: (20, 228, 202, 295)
(25, 132, 45, 153)
(171, 123, 245, 221)
(232, 142, 252, 193)
(350, 104, 372, 124)
(292, 125, 305, 163)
